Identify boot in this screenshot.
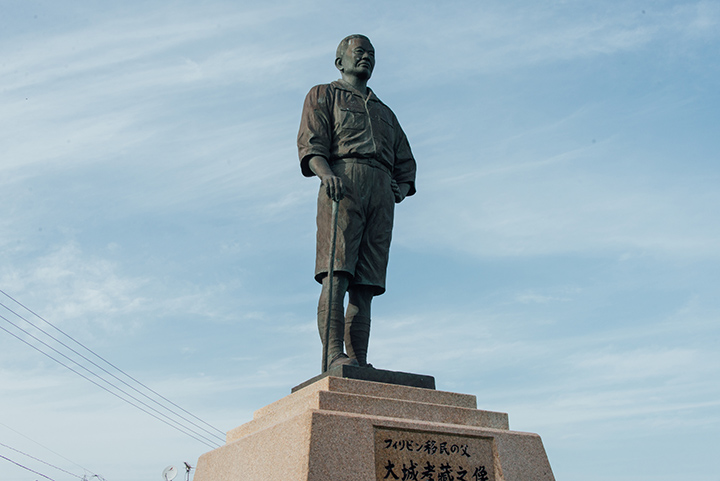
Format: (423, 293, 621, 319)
(318, 307, 357, 371)
(344, 315, 371, 367)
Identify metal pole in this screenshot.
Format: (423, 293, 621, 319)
(322, 199, 340, 373)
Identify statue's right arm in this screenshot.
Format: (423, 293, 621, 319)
(308, 155, 344, 202)
(299, 85, 343, 200)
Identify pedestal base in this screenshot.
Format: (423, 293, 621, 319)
(194, 376, 554, 480)
(292, 365, 436, 392)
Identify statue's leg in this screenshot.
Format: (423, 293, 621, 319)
(318, 273, 357, 369)
(345, 285, 374, 367)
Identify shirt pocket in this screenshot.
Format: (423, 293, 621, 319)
(337, 107, 367, 131)
(375, 113, 395, 147)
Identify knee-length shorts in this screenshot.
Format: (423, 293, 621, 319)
(315, 160, 395, 295)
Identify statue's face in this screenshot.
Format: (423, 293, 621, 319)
(337, 37, 375, 80)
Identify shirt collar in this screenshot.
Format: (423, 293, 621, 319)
(332, 79, 379, 102)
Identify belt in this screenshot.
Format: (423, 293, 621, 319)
(332, 158, 391, 177)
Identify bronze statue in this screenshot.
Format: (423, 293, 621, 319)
(298, 34, 417, 372)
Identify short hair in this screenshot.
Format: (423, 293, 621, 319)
(336, 34, 371, 60)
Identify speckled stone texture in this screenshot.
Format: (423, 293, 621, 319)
(193, 377, 555, 481)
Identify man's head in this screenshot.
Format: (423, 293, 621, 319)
(335, 34, 375, 81)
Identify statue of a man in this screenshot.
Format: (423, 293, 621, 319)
(297, 34, 417, 371)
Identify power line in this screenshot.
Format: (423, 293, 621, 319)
(0, 300, 225, 445)
(0, 314, 221, 449)
(0, 421, 100, 479)
(0, 317, 221, 450)
(0, 452, 56, 481)
(0, 441, 84, 480)
(0, 289, 225, 438)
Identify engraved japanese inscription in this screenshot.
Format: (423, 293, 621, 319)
(374, 427, 496, 481)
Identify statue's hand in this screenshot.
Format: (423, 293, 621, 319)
(308, 156, 344, 202)
(321, 174, 345, 202)
(391, 180, 408, 203)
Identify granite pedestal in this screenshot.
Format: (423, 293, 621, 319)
(193, 375, 555, 480)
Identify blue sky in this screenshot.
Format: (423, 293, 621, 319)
(1, 1, 719, 479)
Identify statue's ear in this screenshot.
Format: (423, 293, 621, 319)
(334, 57, 344, 72)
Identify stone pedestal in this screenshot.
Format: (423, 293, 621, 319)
(194, 376, 555, 481)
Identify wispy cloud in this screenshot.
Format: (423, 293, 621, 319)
(0, 243, 150, 332)
(380, 1, 720, 82)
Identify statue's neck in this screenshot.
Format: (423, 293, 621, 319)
(340, 75, 369, 97)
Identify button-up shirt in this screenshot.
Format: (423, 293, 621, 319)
(298, 80, 416, 196)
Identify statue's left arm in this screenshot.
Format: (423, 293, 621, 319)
(391, 180, 412, 204)
(391, 116, 417, 203)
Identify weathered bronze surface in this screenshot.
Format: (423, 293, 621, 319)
(298, 35, 417, 372)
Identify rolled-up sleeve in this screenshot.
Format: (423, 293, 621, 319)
(298, 85, 332, 177)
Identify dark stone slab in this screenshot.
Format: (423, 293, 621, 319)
(292, 365, 435, 393)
